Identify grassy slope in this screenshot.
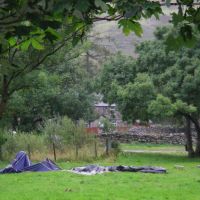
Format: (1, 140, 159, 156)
(0, 151, 200, 200)
(121, 143, 185, 153)
(92, 7, 177, 57)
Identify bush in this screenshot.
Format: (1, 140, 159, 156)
(0, 131, 7, 160)
(43, 116, 97, 160)
(111, 141, 121, 155)
(2, 132, 46, 160)
(0, 117, 105, 161)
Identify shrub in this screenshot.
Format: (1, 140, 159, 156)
(111, 141, 121, 155)
(0, 130, 7, 160)
(43, 116, 96, 160)
(2, 132, 46, 160)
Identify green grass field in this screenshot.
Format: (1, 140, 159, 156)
(0, 148, 200, 200)
(121, 143, 185, 154)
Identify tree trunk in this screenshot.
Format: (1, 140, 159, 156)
(94, 136, 98, 158)
(195, 130, 200, 156)
(184, 117, 195, 157)
(0, 102, 6, 119)
(106, 137, 109, 155)
(192, 121, 200, 156)
(189, 116, 200, 157)
(0, 75, 9, 119)
(106, 136, 111, 156)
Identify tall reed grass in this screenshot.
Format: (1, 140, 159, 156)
(1, 132, 105, 161)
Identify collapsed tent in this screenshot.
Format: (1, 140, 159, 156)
(0, 151, 61, 174)
(69, 164, 167, 175)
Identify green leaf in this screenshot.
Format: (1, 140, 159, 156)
(165, 34, 183, 51)
(31, 38, 44, 50)
(107, 4, 116, 16)
(95, 0, 108, 11)
(171, 13, 184, 26)
(46, 27, 61, 40)
(20, 39, 31, 51)
(8, 37, 17, 46)
(131, 21, 143, 37)
(118, 19, 143, 36)
(75, 0, 90, 12)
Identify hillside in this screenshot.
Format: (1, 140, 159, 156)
(92, 6, 177, 57)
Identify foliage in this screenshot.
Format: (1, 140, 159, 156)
(148, 94, 176, 120)
(1, 126, 102, 161)
(0, 130, 7, 146)
(43, 116, 93, 150)
(99, 26, 200, 155)
(2, 132, 45, 158)
(99, 117, 115, 133)
(110, 140, 121, 155)
(0, 130, 7, 159)
(1, 0, 199, 54)
(0, 0, 163, 121)
(43, 118, 65, 151)
(0, 0, 162, 53)
(1, 42, 98, 130)
(116, 73, 155, 122)
(98, 53, 136, 103)
(100, 26, 200, 121)
(0, 0, 199, 126)
(135, 29, 200, 119)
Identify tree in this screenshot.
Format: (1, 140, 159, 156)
(43, 116, 91, 160)
(116, 73, 155, 123)
(43, 118, 62, 161)
(99, 116, 115, 155)
(0, 0, 164, 121)
(2, 43, 97, 131)
(2, 0, 200, 122)
(135, 30, 200, 156)
(1, 0, 200, 54)
(99, 27, 200, 157)
(98, 53, 136, 103)
(148, 95, 197, 157)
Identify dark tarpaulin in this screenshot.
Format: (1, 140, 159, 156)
(0, 151, 61, 174)
(70, 165, 167, 175)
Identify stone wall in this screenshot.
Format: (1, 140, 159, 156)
(98, 126, 191, 145)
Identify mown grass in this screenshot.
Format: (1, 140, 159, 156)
(121, 143, 185, 153)
(0, 150, 200, 200)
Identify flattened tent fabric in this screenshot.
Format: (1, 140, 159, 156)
(69, 165, 167, 175)
(0, 151, 61, 174)
(23, 159, 61, 172)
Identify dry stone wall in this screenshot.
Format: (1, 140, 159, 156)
(98, 126, 191, 145)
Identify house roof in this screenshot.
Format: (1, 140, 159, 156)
(95, 102, 116, 107)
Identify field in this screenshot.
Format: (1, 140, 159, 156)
(0, 144, 200, 200)
(121, 143, 186, 154)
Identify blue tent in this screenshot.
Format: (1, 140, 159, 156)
(0, 151, 61, 174)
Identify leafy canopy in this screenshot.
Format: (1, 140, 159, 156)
(99, 26, 200, 123)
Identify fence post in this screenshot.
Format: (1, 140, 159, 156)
(94, 135, 98, 158)
(106, 137, 109, 155)
(105, 134, 112, 156)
